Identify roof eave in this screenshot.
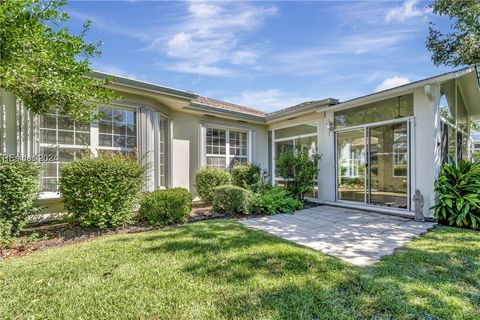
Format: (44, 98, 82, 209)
(90, 71, 198, 100)
(185, 103, 266, 122)
(265, 98, 338, 122)
(320, 67, 476, 113)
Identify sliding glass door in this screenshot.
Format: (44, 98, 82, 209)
(337, 129, 366, 202)
(368, 122, 408, 209)
(336, 121, 410, 209)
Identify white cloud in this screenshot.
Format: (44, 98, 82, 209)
(92, 63, 144, 80)
(224, 89, 312, 112)
(167, 63, 231, 76)
(374, 76, 410, 92)
(385, 0, 425, 23)
(154, 1, 276, 76)
(231, 50, 258, 65)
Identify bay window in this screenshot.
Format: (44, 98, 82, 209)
(39, 106, 138, 192)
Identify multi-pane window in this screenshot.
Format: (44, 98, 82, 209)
(98, 107, 136, 151)
(39, 109, 91, 191)
(229, 131, 248, 164)
(205, 127, 248, 169)
(39, 107, 137, 192)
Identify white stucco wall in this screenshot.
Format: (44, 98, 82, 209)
(413, 86, 437, 218)
(170, 111, 269, 195)
(318, 110, 336, 202)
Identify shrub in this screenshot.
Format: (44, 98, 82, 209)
(431, 160, 480, 229)
(212, 185, 252, 214)
(0, 160, 40, 244)
(60, 154, 144, 228)
(276, 147, 320, 200)
(251, 187, 303, 215)
(138, 188, 192, 226)
(230, 163, 261, 191)
(194, 168, 231, 204)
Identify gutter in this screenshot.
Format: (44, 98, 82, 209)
(265, 98, 338, 122)
(90, 71, 198, 100)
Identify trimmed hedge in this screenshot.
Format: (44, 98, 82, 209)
(194, 168, 230, 204)
(0, 160, 40, 244)
(59, 154, 144, 228)
(212, 185, 252, 214)
(251, 187, 303, 215)
(230, 163, 261, 191)
(139, 188, 192, 226)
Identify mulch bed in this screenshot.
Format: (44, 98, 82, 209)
(1, 200, 320, 260)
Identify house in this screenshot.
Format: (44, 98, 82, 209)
(1, 67, 479, 218)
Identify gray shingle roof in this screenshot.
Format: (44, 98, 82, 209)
(193, 96, 267, 117)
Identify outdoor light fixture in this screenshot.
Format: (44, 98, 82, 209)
(326, 120, 334, 132)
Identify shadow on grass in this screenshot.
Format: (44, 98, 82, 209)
(139, 221, 479, 319)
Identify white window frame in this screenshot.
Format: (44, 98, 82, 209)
(200, 122, 253, 169)
(38, 105, 138, 197)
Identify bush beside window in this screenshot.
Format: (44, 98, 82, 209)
(0, 160, 40, 244)
(194, 168, 231, 204)
(276, 148, 320, 200)
(139, 188, 192, 226)
(59, 154, 144, 228)
(212, 185, 252, 214)
(230, 163, 261, 191)
(432, 160, 480, 229)
(251, 187, 303, 215)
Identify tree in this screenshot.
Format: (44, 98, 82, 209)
(276, 147, 320, 200)
(0, 0, 120, 122)
(426, 0, 480, 68)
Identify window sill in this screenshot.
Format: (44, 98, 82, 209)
(38, 192, 62, 200)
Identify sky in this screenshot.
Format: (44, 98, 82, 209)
(66, 0, 453, 113)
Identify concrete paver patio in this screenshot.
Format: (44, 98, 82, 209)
(240, 205, 436, 266)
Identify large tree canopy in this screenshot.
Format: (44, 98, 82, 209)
(0, 0, 120, 121)
(426, 0, 480, 67)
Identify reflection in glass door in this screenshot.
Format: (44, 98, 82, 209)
(336, 121, 409, 209)
(336, 129, 366, 202)
(368, 122, 408, 209)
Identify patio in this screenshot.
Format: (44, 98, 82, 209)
(240, 205, 436, 266)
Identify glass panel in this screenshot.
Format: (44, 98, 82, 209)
(206, 156, 226, 169)
(75, 132, 90, 145)
(42, 163, 57, 177)
(113, 122, 126, 135)
(229, 157, 247, 168)
(368, 123, 408, 209)
(274, 139, 294, 176)
(58, 116, 74, 130)
(41, 129, 57, 144)
(99, 121, 112, 134)
(112, 109, 126, 122)
(99, 134, 112, 147)
(337, 129, 365, 202)
(296, 136, 317, 155)
(275, 121, 317, 139)
(41, 115, 57, 129)
(127, 137, 136, 149)
(206, 128, 226, 155)
(57, 131, 74, 144)
(334, 94, 413, 129)
(113, 135, 126, 148)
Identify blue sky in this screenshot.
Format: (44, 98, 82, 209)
(67, 0, 452, 112)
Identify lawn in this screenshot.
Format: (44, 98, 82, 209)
(0, 220, 479, 320)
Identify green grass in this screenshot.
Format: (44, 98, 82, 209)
(1, 220, 479, 319)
